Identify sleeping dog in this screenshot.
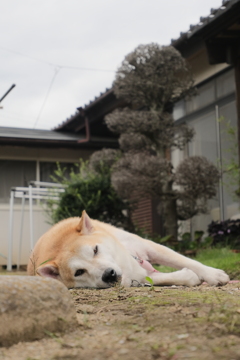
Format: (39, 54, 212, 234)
(28, 211, 229, 288)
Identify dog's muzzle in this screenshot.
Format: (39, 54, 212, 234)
(102, 268, 119, 284)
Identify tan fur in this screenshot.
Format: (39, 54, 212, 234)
(28, 211, 230, 289)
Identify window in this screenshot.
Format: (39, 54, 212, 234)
(40, 162, 76, 183)
(0, 160, 36, 203)
(216, 69, 235, 99)
(174, 68, 235, 120)
(174, 67, 238, 233)
(186, 81, 215, 114)
(173, 100, 185, 120)
(219, 101, 238, 220)
(188, 111, 218, 163)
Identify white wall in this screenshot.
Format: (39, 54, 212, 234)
(0, 203, 51, 267)
(188, 47, 229, 86)
(0, 145, 94, 267)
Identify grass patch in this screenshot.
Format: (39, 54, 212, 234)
(154, 247, 240, 279)
(0, 270, 27, 276)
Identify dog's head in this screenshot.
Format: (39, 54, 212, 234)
(35, 211, 123, 288)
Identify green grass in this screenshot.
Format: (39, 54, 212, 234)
(155, 247, 240, 279)
(0, 270, 27, 276)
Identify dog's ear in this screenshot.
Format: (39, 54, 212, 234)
(36, 262, 60, 279)
(77, 210, 94, 235)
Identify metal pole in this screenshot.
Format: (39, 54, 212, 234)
(7, 190, 15, 271)
(29, 185, 34, 249)
(17, 195, 25, 270)
(0, 84, 16, 103)
(215, 105, 224, 221)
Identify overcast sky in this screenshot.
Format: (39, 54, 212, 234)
(0, 0, 223, 130)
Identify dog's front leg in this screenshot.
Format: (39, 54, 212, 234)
(150, 268, 202, 287)
(142, 239, 229, 286)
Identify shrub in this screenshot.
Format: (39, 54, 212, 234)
(46, 160, 132, 229)
(208, 219, 240, 249)
(135, 228, 213, 255)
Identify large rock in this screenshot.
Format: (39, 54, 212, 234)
(0, 276, 77, 347)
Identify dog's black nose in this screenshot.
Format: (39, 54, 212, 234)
(102, 268, 118, 284)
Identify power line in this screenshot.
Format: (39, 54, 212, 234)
(0, 45, 116, 128)
(0, 46, 115, 73)
(33, 67, 61, 129)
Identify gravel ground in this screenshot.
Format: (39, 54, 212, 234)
(1, 281, 240, 360)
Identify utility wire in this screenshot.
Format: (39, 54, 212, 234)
(0, 46, 115, 73)
(33, 67, 61, 129)
(0, 45, 115, 128)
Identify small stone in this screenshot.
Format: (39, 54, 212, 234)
(177, 333, 189, 339)
(118, 348, 129, 354)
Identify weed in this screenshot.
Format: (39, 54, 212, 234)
(145, 276, 155, 291)
(145, 326, 155, 333)
(44, 330, 62, 344)
(39, 258, 53, 266)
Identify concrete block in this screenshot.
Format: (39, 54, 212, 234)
(0, 276, 77, 347)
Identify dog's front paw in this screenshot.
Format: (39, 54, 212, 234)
(178, 268, 202, 286)
(200, 267, 229, 286)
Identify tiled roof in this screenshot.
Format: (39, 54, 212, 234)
(54, 88, 111, 131)
(171, 0, 240, 47)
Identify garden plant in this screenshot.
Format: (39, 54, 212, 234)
(93, 43, 220, 239)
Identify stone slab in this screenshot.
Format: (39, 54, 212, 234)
(0, 276, 77, 347)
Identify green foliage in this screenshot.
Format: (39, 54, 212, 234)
(145, 276, 154, 285)
(145, 276, 155, 291)
(46, 160, 131, 229)
(208, 219, 240, 249)
(135, 227, 212, 254)
(169, 231, 213, 254)
(194, 247, 240, 279)
(134, 227, 172, 244)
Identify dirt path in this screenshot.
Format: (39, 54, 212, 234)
(1, 282, 240, 360)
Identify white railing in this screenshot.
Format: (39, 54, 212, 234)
(7, 181, 66, 271)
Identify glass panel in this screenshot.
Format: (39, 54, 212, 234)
(0, 160, 36, 203)
(40, 162, 76, 183)
(188, 111, 218, 163)
(173, 100, 185, 120)
(188, 110, 220, 233)
(216, 69, 235, 99)
(186, 81, 215, 114)
(219, 101, 239, 219)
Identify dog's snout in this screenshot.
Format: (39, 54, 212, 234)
(102, 268, 118, 284)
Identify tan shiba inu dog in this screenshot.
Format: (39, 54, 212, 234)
(28, 211, 229, 288)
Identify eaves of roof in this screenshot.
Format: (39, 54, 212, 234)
(0, 126, 118, 149)
(171, 0, 240, 56)
(0, 126, 81, 141)
(54, 88, 113, 131)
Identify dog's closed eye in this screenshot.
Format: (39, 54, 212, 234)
(74, 269, 85, 277)
(94, 245, 98, 256)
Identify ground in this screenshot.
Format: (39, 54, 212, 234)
(1, 281, 240, 360)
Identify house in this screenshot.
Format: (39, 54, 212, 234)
(171, 0, 240, 233)
(0, 124, 116, 267)
(1, 0, 240, 267)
